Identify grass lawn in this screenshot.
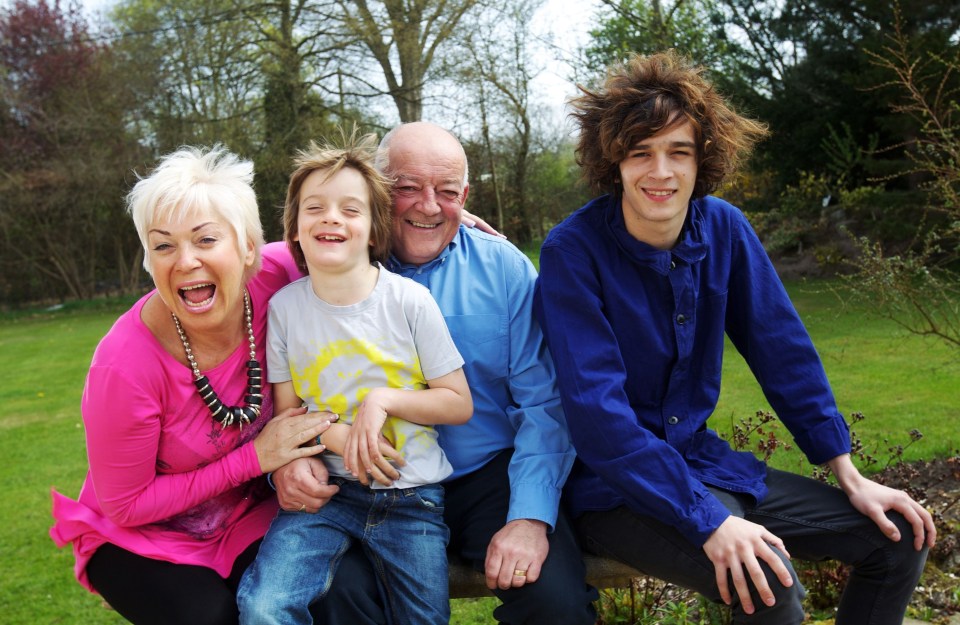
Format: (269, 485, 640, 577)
(713, 281, 959, 473)
(2, 281, 957, 624)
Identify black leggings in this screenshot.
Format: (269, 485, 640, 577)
(87, 541, 261, 625)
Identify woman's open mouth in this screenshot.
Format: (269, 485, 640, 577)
(179, 283, 216, 308)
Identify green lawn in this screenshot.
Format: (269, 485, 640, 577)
(2, 282, 957, 624)
(2, 300, 135, 624)
(713, 281, 959, 473)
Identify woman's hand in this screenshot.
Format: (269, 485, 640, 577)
(253, 407, 338, 473)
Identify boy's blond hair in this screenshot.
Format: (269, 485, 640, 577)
(284, 129, 393, 273)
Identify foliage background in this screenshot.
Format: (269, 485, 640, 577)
(3, 0, 959, 313)
(3, 0, 959, 621)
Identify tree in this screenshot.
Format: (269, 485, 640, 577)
(337, 0, 480, 122)
(438, 0, 580, 242)
(587, 0, 723, 64)
(0, 0, 144, 304)
(847, 11, 960, 351)
(241, 0, 347, 237)
(583, 0, 745, 91)
(110, 0, 349, 238)
(454, 0, 543, 241)
(110, 0, 263, 152)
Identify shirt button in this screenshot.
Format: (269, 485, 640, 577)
(676, 313, 687, 325)
(667, 416, 679, 425)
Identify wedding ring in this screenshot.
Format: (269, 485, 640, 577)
(513, 569, 527, 577)
(298, 503, 306, 512)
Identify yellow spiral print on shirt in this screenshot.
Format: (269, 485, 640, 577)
(291, 337, 428, 451)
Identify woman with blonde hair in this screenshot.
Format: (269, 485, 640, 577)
(51, 146, 338, 624)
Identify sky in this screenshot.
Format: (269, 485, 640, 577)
(529, 0, 599, 127)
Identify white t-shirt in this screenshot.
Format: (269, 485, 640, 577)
(267, 265, 465, 488)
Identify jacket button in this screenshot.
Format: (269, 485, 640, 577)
(667, 416, 679, 425)
(676, 314, 687, 325)
(670, 260, 676, 270)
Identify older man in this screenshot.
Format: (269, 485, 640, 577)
(272, 121, 597, 624)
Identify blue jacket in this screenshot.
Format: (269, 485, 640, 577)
(534, 194, 851, 546)
(388, 226, 575, 529)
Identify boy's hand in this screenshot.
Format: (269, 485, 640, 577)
(342, 391, 406, 486)
(344, 389, 389, 477)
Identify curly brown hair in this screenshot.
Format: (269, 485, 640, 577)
(569, 50, 769, 199)
(283, 128, 393, 273)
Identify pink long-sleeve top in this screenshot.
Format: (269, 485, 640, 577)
(50, 243, 300, 592)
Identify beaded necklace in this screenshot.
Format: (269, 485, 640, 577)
(171, 290, 263, 429)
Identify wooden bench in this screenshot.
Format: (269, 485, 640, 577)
(449, 553, 642, 599)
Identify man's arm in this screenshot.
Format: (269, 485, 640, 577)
(484, 249, 575, 590)
(716, 209, 935, 609)
(724, 212, 851, 464)
(729, 237, 937, 551)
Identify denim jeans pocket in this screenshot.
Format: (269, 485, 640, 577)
(406, 483, 445, 516)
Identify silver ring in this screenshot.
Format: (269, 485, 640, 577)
(298, 503, 306, 512)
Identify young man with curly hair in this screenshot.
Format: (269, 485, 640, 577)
(533, 50, 935, 624)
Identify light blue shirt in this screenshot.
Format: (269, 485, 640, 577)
(387, 226, 575, 529)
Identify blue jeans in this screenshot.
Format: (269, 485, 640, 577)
(237, 479, 450, 625)
(576, 468, 928, 625)
(312, 449, 598, 625)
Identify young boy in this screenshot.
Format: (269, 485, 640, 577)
(238, 132, 472, 625)
(534, 51, 934, 624)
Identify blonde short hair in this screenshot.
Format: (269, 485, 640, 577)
(126, 145, 264, 276)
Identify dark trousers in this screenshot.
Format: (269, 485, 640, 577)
(88, 540, 333, 625)
(314, 449, 598, 625)
(577, 468, 928, 625)
(87, 541, 260, 625)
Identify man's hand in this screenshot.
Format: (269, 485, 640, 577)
(272, 456, 339, 513)
(702, 516, 793, 614)
(829, 454, 936, 551)
(484, 519, 549, 590)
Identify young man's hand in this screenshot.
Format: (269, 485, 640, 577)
(702, 516, 793, 614)
(829, 453, 936, 550)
